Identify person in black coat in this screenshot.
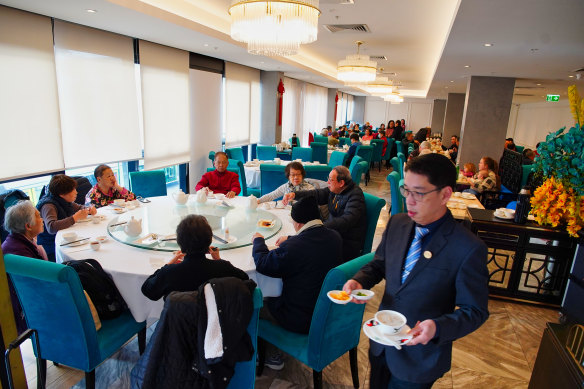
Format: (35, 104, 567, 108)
(252, 196, 342, 334)
(282, 166, 366, 263)
(142, 215, 248, 301)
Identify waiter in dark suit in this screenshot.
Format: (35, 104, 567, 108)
(343, 153, 489, 388)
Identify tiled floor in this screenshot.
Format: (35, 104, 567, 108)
(19, 166, 559, 388)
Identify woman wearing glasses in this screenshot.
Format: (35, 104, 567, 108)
(257, 162, 315, 204)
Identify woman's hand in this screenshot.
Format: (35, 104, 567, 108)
(168, 250, 185, 264)
(282, 192, 295, 205)
(87, 206, 97, 215)
(72, 208, 89, 222)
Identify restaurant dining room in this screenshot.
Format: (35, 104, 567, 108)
(1, 0, 583, 388)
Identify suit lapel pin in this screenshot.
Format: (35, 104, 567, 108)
(423, 250, 432, 259)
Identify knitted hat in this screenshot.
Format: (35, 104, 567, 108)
(291, 196, 320, 224)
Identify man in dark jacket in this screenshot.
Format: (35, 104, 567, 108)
(282, 166, 366, 263)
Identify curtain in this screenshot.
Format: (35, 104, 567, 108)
(224, 62, 261, 146)
(53, 20, 142, 169)
(302, 83, 328, 144)
(281, 77, 304, 145)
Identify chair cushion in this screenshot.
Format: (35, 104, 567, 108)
(259, 319, 310, 362)
(97, 311, 145, 364)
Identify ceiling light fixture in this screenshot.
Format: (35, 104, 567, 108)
(383, 93, 403, 104)
(229, 0, 320, 56)
(337, 41, 377, 83)
(464, 65, 470, 68)
(86, 9, 97, 13)
(366, 77, 394, 95)
(483, 43, 493, 47)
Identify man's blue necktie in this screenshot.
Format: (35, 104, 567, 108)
(401, 226, 430, 284)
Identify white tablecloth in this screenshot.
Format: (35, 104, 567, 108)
(56, 196, 293, 322)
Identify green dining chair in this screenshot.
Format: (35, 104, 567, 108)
(356, 145, 374, 185)
(226, 147, 246, 163)
(386, 171, 405, 215)
(304, 165, 332, 182)
(257, 253, 374, 389)
(349, 155, 364, 172)
(291, 147, 313, 162)
(382, 138, 395, 169)
(257, 146, 277, 161)
(227, 159, 260, 197)
(328, 150, 348, 168)
(129, 170, 167, 198)
(310, 142, 328, 165)
(370, 139, 384, 172)
(362, 192, 386, 253)
(259, 164, 287, 197)
(313, 135, 328, 144)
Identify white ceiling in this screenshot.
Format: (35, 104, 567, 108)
(2, 0, 583, 103)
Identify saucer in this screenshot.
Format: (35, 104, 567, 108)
(494, 212, 514, 220)
(363, 319, 412, 349)
(461, 193, 476, 200)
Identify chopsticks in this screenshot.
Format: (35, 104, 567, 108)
(60, 237, 90, 247)
(109, 221, 127, 227)
(212, 234, 228, 244)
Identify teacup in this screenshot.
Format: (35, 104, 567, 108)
(113, 199, 125, 207)
(261, 202, 271, 210)
(89, 240, 101, 251)
(91, 215, 101, 224)
(375, 310, 407, 335)
(215, 193, 225, 201)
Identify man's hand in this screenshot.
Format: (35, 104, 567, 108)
(406, 320, 436, 346)
(342, 279, 367, 304)
(168, 250, 185, 264)
(208, 246, 220, 260)
(281, 192, 295, 205)
(252, 232, 264, 242)
(275, 235, 288, 246)
(226, 191, 236, 199)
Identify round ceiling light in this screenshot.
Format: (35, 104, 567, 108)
(337, 41, 377, 83)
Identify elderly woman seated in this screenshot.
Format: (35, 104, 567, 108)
(141, 214, 248, 301)
(1, 200, 48, 333)
(86, 164, 136, 208)
(257, 162, 315, 204)
(36, 174, 96, 262)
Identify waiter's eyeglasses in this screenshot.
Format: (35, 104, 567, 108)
(399, 185, 443, 202)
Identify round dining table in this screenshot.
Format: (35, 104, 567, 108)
(56, 195, 294, 322)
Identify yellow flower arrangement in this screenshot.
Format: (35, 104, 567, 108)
(568, 84, 584, 127)
(531, 176, 584, 237)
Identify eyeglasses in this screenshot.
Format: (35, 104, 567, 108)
(399, 185, 443, 202)
(289, 173, 303, 177)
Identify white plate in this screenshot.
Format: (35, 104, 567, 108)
(363, 319, 412, 349)
(494, 212, 514, 220)
(351, 289, 375, 301)
(95, 235, 108, 243)
(257, 219, 275, 228)
(327, 290, 351, 304)
(62, 239, 89, 248)
(461, 193, 476, 200)
(134, 233, 159, 246)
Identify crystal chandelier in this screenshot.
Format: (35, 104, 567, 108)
(337, 41, 377, 82)
(366, 77, 394, 95)
(383, 93, 404, 104)
(229, 0, 321, 56)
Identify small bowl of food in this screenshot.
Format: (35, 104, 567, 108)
(327, 290, 351, 304)
(95, 235, 108, 243)
(257, 219, 275, 228)
(350, 289, 375, 301)
(62, 232, 78, 242)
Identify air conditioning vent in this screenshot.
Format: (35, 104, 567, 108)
(370, 55, 387, 61)
(322, 24, 371, 33)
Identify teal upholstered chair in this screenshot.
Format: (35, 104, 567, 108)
(257, 253, 374, 389)
(362, 193, 386, 254)
(386, 171, 404, 215)
(328, 150, 348, 168)
(208, 151, 216, 166)
(257, 146, 277, 161)
(259, 164, 287, 197)
(407, 143, 415, 158)
(521, 165, 533, 188)
(397, 152, 406, 175)
(227, 159, 260, 197)
(515, 145, 525, 153)
(339, 137, 350, 147)
(226, 147, 246, 163)
(390, 157, 401, 179)
(291, 147, 313, 162)
(348, 155, 364, 173)
(395, 141, 405, 156)
(227, 288, 263, 389)
(382, 138, 395, 168)
(353, 161, 368, 186)
(313, 135, 328, 144)
(129, 170, 167, 198)
(4, 254, 146, 389)
(356, 145, 374, 185)
(370, 139, 384, 172)
(304, 165, 332, 182)
(310, 142, 328, 164)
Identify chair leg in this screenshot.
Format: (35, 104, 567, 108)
(256, 338, 266, 376)
(138, 327, 146, 355)
(85, 370, 95, 389)
(38, 358, 47, 389)
(349, 347, 359, 389)
(312, 370, 323, 389)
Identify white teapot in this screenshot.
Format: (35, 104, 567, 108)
(195, 190, 208, 203)
(247, 195, 258, 210)
(124, 216, 142, 237)
(172, 189, 189, 205)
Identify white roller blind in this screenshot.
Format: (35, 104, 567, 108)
(140, 40, 190, 170)
(303, 83, 328, 144)
(282, 77, 304, 144)
(224, 62, 260, 146)
(0, 7, 64, 180)
(53, 20, 141, 169)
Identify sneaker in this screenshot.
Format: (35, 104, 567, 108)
(264, 352, 285, 370)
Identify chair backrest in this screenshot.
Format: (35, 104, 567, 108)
(228, 159, 248, 196)
(356, 145, 374, 167)
(348, 155, 364, 172)
(362, 193, 386, 253)
(304, 165, 332, 182)
(306, 253, 374, 370)
(395, 141, 404, 155)
(73, 176, 93, 205)
(383, 138, 395, 161)
(4, 254, 100, 371)
(386, 171, 404, 215)
(328, 150, 348, 168)
(397, 152, 406, 176)
(129, 170, 167, 198)
(353, 161, 368, 185)
(521, 165, 534, 188)
(209, 151, 216, 165)
(370, 140, 384, 163)
(314, 135, 328, 144)
(390, 157, 401, 179)
(499, 148, 523, 194)
(515, 145, 525, 153)
(226, 147, 246, 163)
(259, 164, 287, 197)
(291, 147, 313, 162)
(257, 146, 277, 161)
(339, 137, 349, 147)
(227, 288, 263, 389)
(310, 142, 328, 164)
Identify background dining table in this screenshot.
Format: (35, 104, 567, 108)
(56, 195, 293, 322)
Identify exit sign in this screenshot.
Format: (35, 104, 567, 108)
(546, 94, 560, 102)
